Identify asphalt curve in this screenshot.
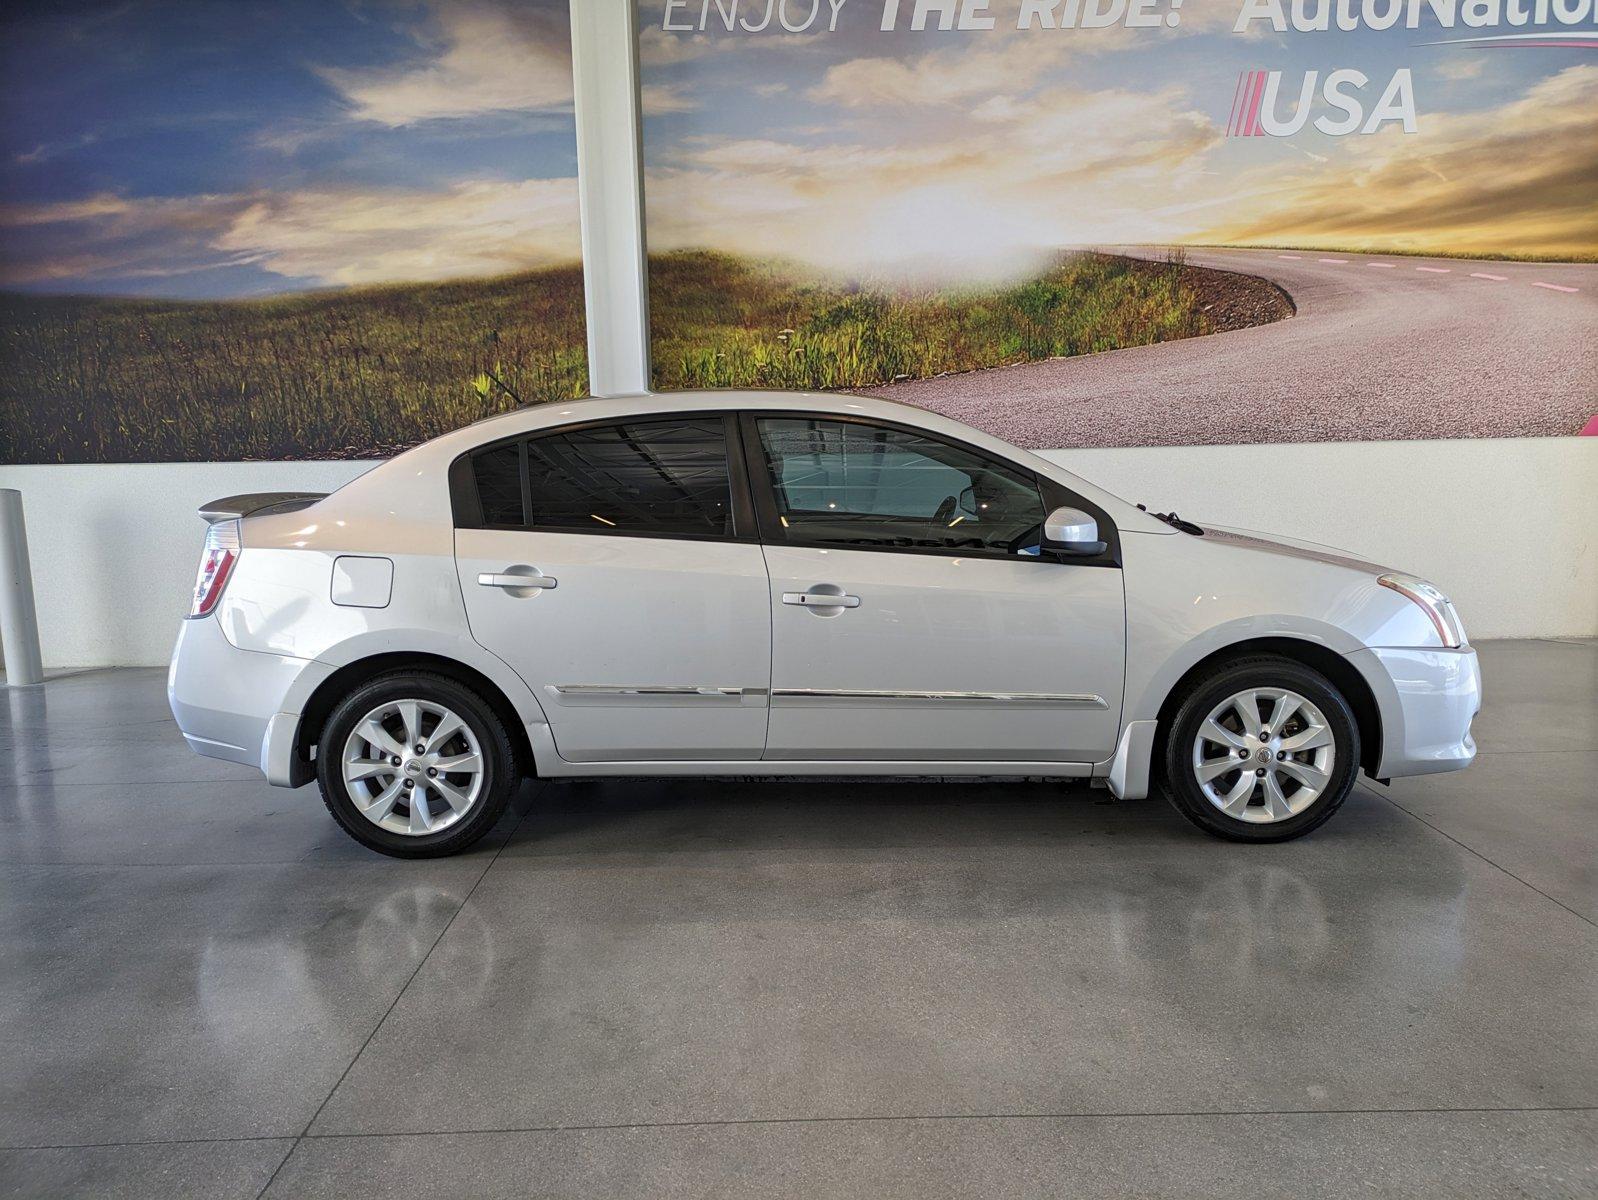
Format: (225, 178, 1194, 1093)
(866, 247, 1596, 448)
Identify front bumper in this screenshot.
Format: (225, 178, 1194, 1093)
(168, 615, 331, 785)
(1347, 645, 1481, 779)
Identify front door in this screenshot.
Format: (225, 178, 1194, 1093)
(747, 415, 1125, 762)
(454, 414, 771, 762)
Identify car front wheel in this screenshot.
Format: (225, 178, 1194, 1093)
(1161, 656, 1360, 842)
(315, 671, 518, 858)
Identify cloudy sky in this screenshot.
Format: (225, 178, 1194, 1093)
(0, 0, 580, 296)
(0, 0, 1590, 299)
(641, 0, 1596, 276)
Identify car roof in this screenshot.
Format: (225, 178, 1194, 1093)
(330, 389, 1165, 533)
(456, 389, 948, 433)
(428, 389, 1033, 466)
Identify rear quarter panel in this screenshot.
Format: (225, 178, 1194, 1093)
(214, 495, 552, 738)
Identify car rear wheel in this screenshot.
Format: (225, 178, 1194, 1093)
(1161, 656, 1359, 842)
(316, 672, 517, 858)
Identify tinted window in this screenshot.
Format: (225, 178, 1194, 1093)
(522, 418, 733, 537)
(756, 418, 1045, 555)
(471, 442, 524, 526)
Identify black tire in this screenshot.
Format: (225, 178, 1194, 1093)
(315, 671, 518, 858)
(1160, 655, 1359, 843)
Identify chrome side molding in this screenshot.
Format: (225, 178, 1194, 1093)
(543, 685, 1107, 710)
(771, 689, 1108, 708)
(545, 684, 769, 707)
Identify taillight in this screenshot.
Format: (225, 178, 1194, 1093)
(189, 520, 240, 618)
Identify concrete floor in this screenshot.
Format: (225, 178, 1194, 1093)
(0, 639, 1593, 1199)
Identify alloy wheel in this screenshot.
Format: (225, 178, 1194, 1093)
(340, 699, 485, 836)
(1190, 686, 1336, 824)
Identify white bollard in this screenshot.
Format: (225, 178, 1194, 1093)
(0, 489, 44, 686)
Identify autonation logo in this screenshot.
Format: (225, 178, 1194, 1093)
(1227, 68, 1418, 136)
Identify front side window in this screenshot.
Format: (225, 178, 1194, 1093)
(515, 417, 733, 537)
(755, 418, 1045, 555)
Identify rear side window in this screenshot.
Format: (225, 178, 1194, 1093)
(471, 442, 525, 527)
(467, 417, 734, 538)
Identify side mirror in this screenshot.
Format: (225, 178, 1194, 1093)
(1043, 505, 1107, 556)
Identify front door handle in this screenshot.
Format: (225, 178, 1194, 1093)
(783, 590, 860, 609)
(479, 570, 557, 591)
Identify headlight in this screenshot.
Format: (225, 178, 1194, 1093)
(1378, 573, 1465, 648)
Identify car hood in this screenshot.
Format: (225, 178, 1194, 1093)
(1199, 524, 1393, 577)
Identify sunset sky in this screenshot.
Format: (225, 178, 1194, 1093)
(639, 0, 1597, 276)
(0, 0, 1591, 299)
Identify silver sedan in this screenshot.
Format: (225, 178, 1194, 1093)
(169, 391, 1480, 856)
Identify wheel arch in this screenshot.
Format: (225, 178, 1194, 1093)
(1151, 637, 1383, 779)
(293, 652, 538, 786)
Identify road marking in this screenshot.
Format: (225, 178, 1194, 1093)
(1277, 254, 1302, 260)
(1470, 272, 1508, 281)
(1416, 266, 1451, 273)
(1367, 262, 1396, 269)
(1532, 282, 1580, 293)
(1317, 257, 1348, 264)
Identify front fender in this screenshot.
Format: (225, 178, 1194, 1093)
(1118, 525, 1430, 729)
(1123, 613, 1369, 725)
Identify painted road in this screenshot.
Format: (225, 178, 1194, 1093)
(867, 248, 1596, 448)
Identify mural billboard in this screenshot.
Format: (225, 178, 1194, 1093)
(2, 0, 1591, 462)
(640, 0, 1597, 447)
(0, 0, 586, 463)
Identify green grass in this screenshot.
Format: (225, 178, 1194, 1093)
(0, 265, 589, 463)
(1, 249, 1223, 463)
(650, 249, 1214, 393)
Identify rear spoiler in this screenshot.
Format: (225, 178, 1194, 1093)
(198, 492, 327, 524)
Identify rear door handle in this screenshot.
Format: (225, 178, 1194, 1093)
(479, 570, 557, 591)
(782, 591, 860, 609)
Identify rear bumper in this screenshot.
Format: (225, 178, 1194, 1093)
(167, 615, 330, 786)
(1348, 645, 1481, 779)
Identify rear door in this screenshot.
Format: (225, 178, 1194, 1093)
(454, 414, 771, 762)
(746, 413, 1125, 763)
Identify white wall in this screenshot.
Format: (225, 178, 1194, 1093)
(2, 435, 1593, 669)
(1042, 436, 1597, 643)
(0, 461, 374, 670)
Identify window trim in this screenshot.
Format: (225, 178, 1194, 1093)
(738, 410, 1121, 568)
(449, 411, 759, 543)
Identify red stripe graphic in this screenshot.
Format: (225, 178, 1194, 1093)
(1227, 70, 1247, 136)
(1246, 70, 1268, 137)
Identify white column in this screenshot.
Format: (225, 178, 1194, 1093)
(0, 489, 44, 686)
(570, 0, 652, 397)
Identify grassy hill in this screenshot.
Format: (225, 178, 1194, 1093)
(1, 250, 1282, 463)
(649, 249, 1273, 393)
(0, 265, 589, 463)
